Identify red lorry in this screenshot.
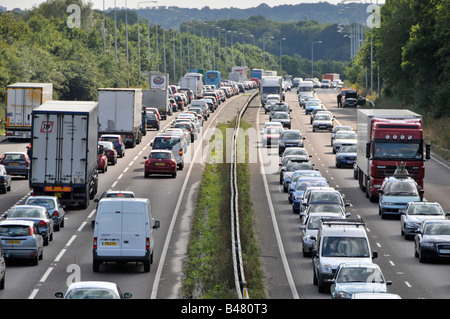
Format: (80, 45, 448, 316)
(355, 109, 431, 202)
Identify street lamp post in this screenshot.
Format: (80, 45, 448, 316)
(279, 37, 286, 72)
(138, 1, 157, 79)
(311, 40, 322, 78)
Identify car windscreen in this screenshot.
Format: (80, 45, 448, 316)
(9, 208, 44, 218)
(26, 199, 55, 209)
(408, 204, 444, 216)
(281, 131, 301, 139)
(383, 181, 419, 196)
(272, 112, 289, 119)
(310, 192, 341, 204)
(335, 132, 357, 139)
(150, 152, 172, 159)
(336, 267, 384, 283)
(153, 137, 181, 149)
(0, 224, 31, 236)
(423, 223, 450, 235)
(322, 236, 370, 257)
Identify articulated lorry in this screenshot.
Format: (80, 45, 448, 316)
(355, 109, 430, 202)
(98, 88, 143, 148)
(5, 83, 53, 139)
(30, 101, 99, 209)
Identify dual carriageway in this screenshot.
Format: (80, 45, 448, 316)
(0, 88, 449, 300)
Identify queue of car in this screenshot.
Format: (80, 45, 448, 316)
(261, 90, 405, 299)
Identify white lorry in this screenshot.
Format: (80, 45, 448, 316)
(145, 72, 170, 120)
(184, 72, 204, 99)
(98, 88, 143, 148)
(260, 76, 283, 106)
(5, 83, 53, 139)
(29, 101, 99, 209)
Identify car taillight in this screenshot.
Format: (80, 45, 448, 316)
(38, 220, 47, 227)
(146, 237, 150, 250)
(93, 237, 97, 249)
(29, 226, 34, 235)
(179, 150, 183, 156)
(52, 211, 59, 217)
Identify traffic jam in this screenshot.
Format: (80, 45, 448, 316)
(259, 76, 449, 299)
(0, 74, 258, 298)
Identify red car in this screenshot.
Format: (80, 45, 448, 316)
(97, 145, 108, 173)
(144, 150, 177, 178)
(98, 141, 118, 165)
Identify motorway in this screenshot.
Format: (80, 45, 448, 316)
(0, 87, 449, 300)
(245, 88, 450, 299)
(0, 91, 254, 299)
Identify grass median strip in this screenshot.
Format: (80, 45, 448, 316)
(182, 118, 265, 299)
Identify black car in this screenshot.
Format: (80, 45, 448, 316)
(414, 219, 450, 263)
(0, 164, 12, 194)
(279, 130, 305, 156)
(269, 102, 291, 120)
(146, 113, 160, 130)
(271, 112, 292, 129)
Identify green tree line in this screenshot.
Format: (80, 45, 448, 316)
(345, 0, 450, 119)
(0, 0, 349, 106)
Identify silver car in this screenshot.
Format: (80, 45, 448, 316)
(55, 281, 132, 299)
(332, 131, 357, 154)
(400, 201, 449, 239)
(25, 196, 66, 231)
(6, 205, 54, 246)
(0, 220, 44, 266)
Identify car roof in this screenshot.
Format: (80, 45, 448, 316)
(11, 204, 46, 210)
(66, 281, 119, 291)
(26, 195, 58, 201)
(150, 150, 172, 153)
(4, 151, 27, 155)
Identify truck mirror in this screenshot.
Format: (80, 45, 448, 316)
(425, 144, 431, 160)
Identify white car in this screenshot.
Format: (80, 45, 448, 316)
(312, 113, 334, 132)
(55, 281, 132, 299)
(300, 211, 348, 257)
(332, 131, 357, 154)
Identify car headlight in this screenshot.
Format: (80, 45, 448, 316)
(294, 195, 303, 201)
(321, 264, 333, 273)
(279, 142, 285, 146)
(337, 291, 352, 299)
(405, 222, 420, 228)
(382, 202, 395, 206)
(421, 242, 435, 248)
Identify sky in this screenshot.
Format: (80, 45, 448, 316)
(2, 0, 382, 11)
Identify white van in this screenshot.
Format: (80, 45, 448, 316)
(93, 198, 160, 272)
(190, 99, 209, 120)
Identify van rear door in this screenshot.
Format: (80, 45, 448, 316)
(97, 201, 122, 256)
(121, 201, 147, 257)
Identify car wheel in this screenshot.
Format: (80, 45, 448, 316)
(31, 255, 39, 266)
(171, 172, 177, 178)
(143, 259, 151, 272)
(93, 260, 100, 272)
(54, 222, 60, 231)
(0, 273, 4, 290)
